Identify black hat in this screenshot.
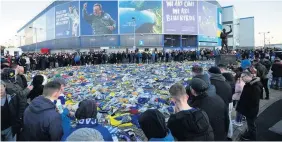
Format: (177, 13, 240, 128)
(208, 66, 221, 74)
(190, 78, 208, 93)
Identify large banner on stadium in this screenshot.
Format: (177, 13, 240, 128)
(198, 1, 217, 37)
(55, 1, 80, 38)
(80, 1, 118, 35)
(163, 0, 197, 34)
(119, 0, 162, 34)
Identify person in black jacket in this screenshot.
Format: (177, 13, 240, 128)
(187, 78, 229, 141)
(208, 66, 233, 106)
(1, 68, 32, 139)
(271, 58, 282, 90)
(168, 82, 214, 141)
(218, 64, 235, 94)
(20, 81, 63, 141)
(1, 82, 20, 141)
(237, 71, 263, 141)
(139, 109, 174, 141)
(253, 59, 269, 99)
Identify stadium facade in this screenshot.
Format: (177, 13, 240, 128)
(17, 0, 225, 53)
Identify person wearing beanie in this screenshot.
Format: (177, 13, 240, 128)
(27, 74, 47, 101)
(190, 65, 216, 96)
(62, 99, 113, 141)
(168, 83, 214, 141)
(208, 66, 233, 106)
(139, 109, 174, 141)
(188, 78, 229, 141)
(66, 128, 104, 141)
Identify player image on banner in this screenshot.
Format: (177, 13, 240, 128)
(82, 2, 116, 35)
(55, 1, 79, 38)
(68, 5, 79, 36)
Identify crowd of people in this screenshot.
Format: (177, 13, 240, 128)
(2, 48, 221, 72)
(1, 48, 282, 141)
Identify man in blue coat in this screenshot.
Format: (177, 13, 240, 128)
(20, 81, 63, 141)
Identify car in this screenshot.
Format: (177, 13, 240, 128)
(274, 51, 282, 59)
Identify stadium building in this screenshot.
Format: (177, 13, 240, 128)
(16, 0, 231, 53)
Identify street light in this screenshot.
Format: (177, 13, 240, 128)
(268, 36, 274, 48)
(132, 17, 136, 50)
(29, 26, 43, 52)
(15, 35, 25, 47)
(259, 31, 270, 48)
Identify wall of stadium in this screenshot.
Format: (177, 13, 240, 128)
(17, 0, 222, 52)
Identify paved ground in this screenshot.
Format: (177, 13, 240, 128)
(256, 99, 282, 141)
(232, 89, 282, 140)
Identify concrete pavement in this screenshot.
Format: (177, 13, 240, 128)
(232, 89, 282, 140)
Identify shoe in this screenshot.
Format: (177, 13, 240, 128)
(241, 135, 251, 141)
(265, 97, 269, 100)
(233, 121, 243, 127)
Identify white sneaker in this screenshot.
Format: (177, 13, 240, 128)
(234, 121, 243, 127)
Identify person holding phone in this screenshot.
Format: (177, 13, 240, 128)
(167, 82, 214, 141)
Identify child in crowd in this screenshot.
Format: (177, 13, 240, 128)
(232, 68, 245, 126)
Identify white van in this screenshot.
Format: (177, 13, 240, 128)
(3, 48, 23, 56)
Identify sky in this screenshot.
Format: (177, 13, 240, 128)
(0, 0, 281, 47)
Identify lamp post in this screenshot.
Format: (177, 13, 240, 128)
(268, 36, 274, 48)
(132, 17, 136, 50)
(259, 31, 270, 48)
(29, 27, 43, 52)
(15, 35, 25, 47)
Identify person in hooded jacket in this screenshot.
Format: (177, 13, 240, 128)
(237, 71, 263, 141)
(218, 64, 235, 94)
(62, 99, 113, 141)
(27, 74, 47, 101)
(138, 109, 174, 141)
(168, 82, 214, 141)
(187, 78, 229, 141)
(208, 66, 233, 106)
(190, 65, 216, 96)
(19, 81, 63, 141)
(217, 64, 236, 139)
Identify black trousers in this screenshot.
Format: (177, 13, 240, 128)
(261, 78, 269, 98)
(244, 117, 257, 140)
